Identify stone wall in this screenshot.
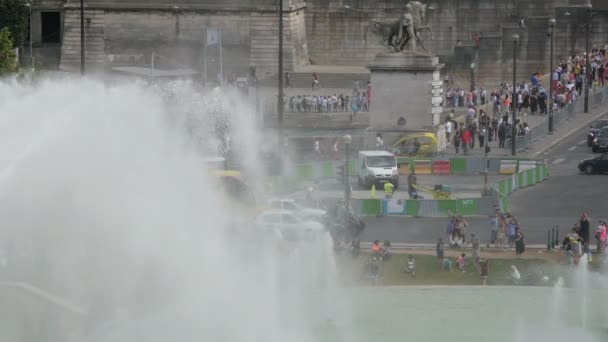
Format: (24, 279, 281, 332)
(55, 0, 309, 75)
(305, 0, 608, 85)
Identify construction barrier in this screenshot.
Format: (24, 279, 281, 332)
(499, 160, 518, 174)
(413, 159, 432, 175)
(289, 157, 546, 183)
(518, 160, 537, 172)
(351, 163, 549, 217)
(432, 160, 450, 175)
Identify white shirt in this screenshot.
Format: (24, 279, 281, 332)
(445, 120, 452, 133)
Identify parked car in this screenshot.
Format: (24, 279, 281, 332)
(591, 128, 608, 153)
(267, 198, 327, 221)
(587, 119, 608, 146)
(578, 153, 608, 174)
(255, 210, 326, 241)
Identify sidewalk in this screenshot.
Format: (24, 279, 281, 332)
(443, 95, 608, 159)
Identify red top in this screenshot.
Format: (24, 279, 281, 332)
(462, 130, 472, 143)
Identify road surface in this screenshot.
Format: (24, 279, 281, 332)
(361, 115, 608, 245)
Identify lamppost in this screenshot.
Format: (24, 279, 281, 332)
(583, 3, 591, 113)
(277, 0, 284, 163)
(343, 134, 352, 205)
(80, 0, 85, 75)
(548, 17, 556, 133)
(24, 2, 33, 69)
(470, 63, 475, 92)
(511, 34, 519, 156)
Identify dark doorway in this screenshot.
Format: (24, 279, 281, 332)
(41, 12, 61, 44)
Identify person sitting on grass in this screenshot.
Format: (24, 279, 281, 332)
(456, 253, 466, 269)
(442, 257, 454, 272)
(371, 240, 382, 260)
(380, 240, 392, 261)
(403, 255, 416, 277)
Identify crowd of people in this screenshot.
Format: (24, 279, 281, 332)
(562, 213, 607, 265)
(285, 92, 369, 114)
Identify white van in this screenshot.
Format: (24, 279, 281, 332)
(357, 151, 399, 189)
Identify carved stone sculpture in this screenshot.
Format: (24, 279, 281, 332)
(370, 1, 433, 54)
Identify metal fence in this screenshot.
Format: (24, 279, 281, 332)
(513, 87, 608, 151)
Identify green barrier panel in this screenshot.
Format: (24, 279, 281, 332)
(535, 166, 542, 181)
(450, 158, 467, 174)
(405, 200, 419, 216)
(498, 180, 506, 195)
(295, 164, 314, 181)
(437, 200, 457, 215)
(527, 169, 534, 185)
(506, 179, 513, 194)
(321, 162, 335, 178)
(517, 173, 524, 188)
(361, 199, 382, 215)
(457, 199, 478, 216)
(501, 197, 509, 213)
(347, 160, 356, 176)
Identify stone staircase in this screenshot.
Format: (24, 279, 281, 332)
(59, 8, 105, 71)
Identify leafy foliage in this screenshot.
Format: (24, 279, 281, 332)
(0, 0, 31, 47)
(0, 27, 17, 74)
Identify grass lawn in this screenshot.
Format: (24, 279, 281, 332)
(336, 251, 604, 287)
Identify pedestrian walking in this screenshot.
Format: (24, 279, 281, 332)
(515, 229, 525, 257)
(453, 131, 461, 154)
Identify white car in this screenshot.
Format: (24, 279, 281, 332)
(255, 210, 326, 241)
(267, 198, 327, 221)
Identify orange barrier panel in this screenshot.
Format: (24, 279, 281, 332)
(433, 160, 450, 175)
(413, 160, 432, 175)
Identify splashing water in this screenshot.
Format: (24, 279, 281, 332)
(0, 78, 347, 342)
(0, 77, 607, 342)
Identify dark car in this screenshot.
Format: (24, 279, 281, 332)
(592, 128, 608, 153)
(578, 152, 608, 174)
(587, 119, 608, 146)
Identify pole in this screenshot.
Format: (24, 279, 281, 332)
(277, 0, 285, 168)
(511, 38, 517, 156)
(345, 143, 351, 205)
(219, 29, 223, 85)
(202, 28, 207, 85)
(80, 0, 85, 75)
(548, 21, 555, 133)
(583, 8, 590, 113)
(470, 66, 474, 92)
(29, 5, 33, 69)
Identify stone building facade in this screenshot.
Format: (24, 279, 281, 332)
(29, 0, 608, 83)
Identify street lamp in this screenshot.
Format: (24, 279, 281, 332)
(470, 63, 475, 92)
(511, 33, 519, 156)
(548, 18, 556, 133)
(277, 0, 284, 170)
(80, 0, 85, 75)
(23, 3, 33, 69)
(343, 134, 352, 205)
(583, 3, 592, 113)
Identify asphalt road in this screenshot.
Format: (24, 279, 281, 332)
(361, 114, 608, 245)
(507, 113, 608, 240)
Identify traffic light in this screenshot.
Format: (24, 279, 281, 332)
(336, 163, 346, 184)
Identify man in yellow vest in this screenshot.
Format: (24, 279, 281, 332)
(384, 181, 394, 199)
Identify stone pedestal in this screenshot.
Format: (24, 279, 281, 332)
(367, 53, 445, 151)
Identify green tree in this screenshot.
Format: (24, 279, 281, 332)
(0, 0, 31, 48)
(0, 27, 17, 73)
